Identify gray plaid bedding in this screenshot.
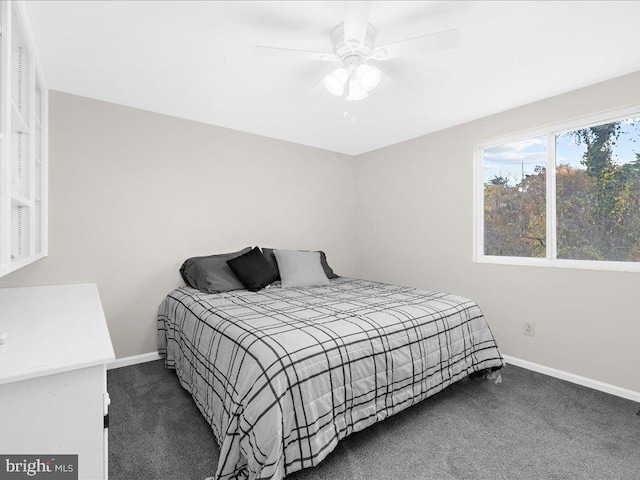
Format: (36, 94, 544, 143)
(158, 277, 503, 480)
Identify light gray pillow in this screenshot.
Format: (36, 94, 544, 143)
(273, 250, 331, 288)
(262, 248, 339, 279)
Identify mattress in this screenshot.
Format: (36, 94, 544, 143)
(158, 277, 504, 480)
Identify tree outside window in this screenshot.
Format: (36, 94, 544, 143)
(478, 112, 640, 267)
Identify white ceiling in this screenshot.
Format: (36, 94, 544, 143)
(26, 1, 640, 156)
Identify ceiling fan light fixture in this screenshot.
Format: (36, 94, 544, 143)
(346, 78, 368, 102)
(324, 68, 349, 96)
(356, 64, 381, 92)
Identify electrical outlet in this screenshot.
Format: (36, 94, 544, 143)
(523, 321, 535, 337)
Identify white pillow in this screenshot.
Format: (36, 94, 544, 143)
(273, 250, 331, 288)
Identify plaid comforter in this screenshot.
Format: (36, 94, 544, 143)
(158, 277, 503, 480)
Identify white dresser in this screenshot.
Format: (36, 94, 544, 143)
(0, 283, 115, 480)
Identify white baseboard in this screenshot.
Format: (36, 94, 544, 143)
(502, 354, 640, 403)
(106, 351, 639, 403)
(107, 351, 162, 370)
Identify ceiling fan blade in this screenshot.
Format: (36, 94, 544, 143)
(255, 46, 338, 62)
(343, 1, 372, 49)
(376, 65, 397, 87)
(370, 28, 460, 61)
(302, 77, 326, 98)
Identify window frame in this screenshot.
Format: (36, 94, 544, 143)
(474, 104, 640, 273)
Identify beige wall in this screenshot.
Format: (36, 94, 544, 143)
(0, 91, 357, 358)
(354, 71, 640, 393)
(2, 73, 639, 393)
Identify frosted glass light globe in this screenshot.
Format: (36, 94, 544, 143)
(323, 68, 349, 96)
(346, 78, 368, 101)
(357, 64, 381, 92)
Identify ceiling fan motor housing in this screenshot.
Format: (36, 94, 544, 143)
(343, 54, 364, 69)
(330, 22, 377, 61)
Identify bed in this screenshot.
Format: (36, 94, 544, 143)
(158, 277, 504, 480)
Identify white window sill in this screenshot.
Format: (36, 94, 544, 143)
(474, 255, 640, 273)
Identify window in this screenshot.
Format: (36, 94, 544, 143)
(0, 1, 48, 278)
(475, 107, 640, 272)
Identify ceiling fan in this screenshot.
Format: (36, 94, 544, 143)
(255, 1, 460, 101)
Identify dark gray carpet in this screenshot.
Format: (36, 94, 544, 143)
(108, 361, 640, 480)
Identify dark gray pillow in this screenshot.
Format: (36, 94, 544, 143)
(179, 247, 252, 293)
(262, 248, 338, 279)
(273, 250, 331, 288)
(317, 251, 338, 279)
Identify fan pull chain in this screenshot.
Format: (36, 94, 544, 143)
(343, 96, 356, 123)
